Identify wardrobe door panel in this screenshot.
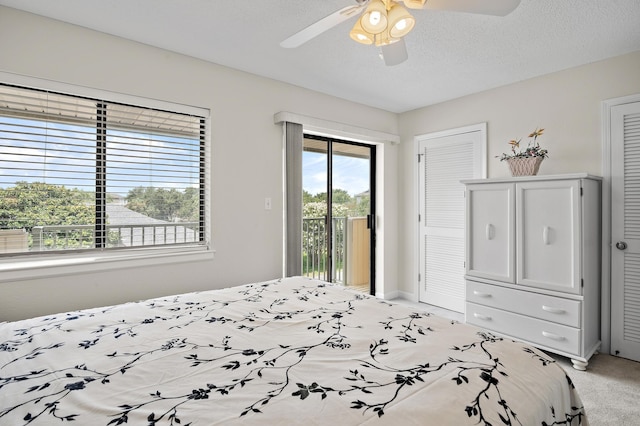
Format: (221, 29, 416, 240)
(465, 183, 515, 283)
(516, 180, 581, 294)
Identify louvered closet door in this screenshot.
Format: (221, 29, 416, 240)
(418, 129, 484, 312)
(612, 102, 640, 362)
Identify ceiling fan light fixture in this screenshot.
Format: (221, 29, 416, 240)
(374, 28, 400, 47)
(380, 38, 408, 66)
(349, 19, 374, 45)
(360, 0, 388, 34)
(402, 0, 427, 10)
(387, 3, 415, 38)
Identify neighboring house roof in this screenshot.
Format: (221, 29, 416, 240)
(106, 204, 167, 226)
(105, 204, 195, 247)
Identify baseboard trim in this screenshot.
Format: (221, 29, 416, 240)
(395, 290, 418, 302)
(377, 290, 399, 300)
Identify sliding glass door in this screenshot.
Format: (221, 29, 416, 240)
(302, 135, 375, 294)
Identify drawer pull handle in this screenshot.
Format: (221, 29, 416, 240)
(542, 305, 565, 314)
(473, 313, 492, 321)
(542, 331, 566, 341)
(473, 291, 492, 298)
(486, 224, 494, 240)
(542, 226, 550, 245)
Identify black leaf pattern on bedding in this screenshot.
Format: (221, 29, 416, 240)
(0, 278, 587, 425)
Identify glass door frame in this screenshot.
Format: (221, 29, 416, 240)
(303, 134, 376, 295)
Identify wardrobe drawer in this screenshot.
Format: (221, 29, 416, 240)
(466, 280, 581, 327)
(466, 302, 581, 356)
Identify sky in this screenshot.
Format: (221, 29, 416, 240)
(303, 150, 370, 197)
(2, 116, 369, 199)
(0, 117, 200, 196)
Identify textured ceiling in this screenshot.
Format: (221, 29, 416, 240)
(1, 0, 639, 113)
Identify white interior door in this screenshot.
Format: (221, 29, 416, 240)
(611, 101, 640, 362)
(418, 125, 485, 312)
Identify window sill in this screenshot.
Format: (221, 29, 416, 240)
(0, 247, 215, 283)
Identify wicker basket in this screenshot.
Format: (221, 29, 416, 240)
(507, 156, 544, 176)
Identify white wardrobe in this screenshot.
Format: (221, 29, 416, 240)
(462, 174, 601, 370)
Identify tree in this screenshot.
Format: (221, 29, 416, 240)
(0, 181, 96, 249)
(303, 190, 315, 204)
(303, 202, 348, 219)
(310, 191, 327, 203)
(344, 192, 370, 217)
(303, 188, 366, 218)
(177, 187, 200, 222)
(304, 188, 351, 205)
(332, 188, 352, 204)
(125, 186, 198, 222)
(0, 181, 94, 230)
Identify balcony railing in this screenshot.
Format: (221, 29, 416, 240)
(21, 223, 200, 251)
(303, 216, 370, 288)
(2, 217, 369, 287)
(303, 217, 346, 283)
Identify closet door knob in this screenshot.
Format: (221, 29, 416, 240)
(616, 241, 628, 250)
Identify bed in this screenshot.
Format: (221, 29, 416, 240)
(0, 276, 587, 425)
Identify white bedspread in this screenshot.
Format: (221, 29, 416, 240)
(0, 276, 587, 425)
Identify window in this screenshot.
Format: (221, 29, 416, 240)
(0, 82, 208, 261)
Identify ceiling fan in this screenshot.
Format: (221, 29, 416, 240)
(280, 0, 521, 66)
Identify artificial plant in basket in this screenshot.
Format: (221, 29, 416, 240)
(497, 128, 548, 176)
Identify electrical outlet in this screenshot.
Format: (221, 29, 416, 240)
(264, 197, 272, 210)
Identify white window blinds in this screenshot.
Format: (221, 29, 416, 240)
(0, 83, 206, 254)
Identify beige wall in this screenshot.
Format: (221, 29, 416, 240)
(0, 7, 399, 321)
(1, 5, 638, 322)
(396, 51, 640, 297)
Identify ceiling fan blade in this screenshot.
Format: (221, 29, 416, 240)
(280, 4, 367, 48)
(422, 0, 521, 16)
(381, 39, 408, 66)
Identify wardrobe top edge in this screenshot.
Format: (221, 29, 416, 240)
(461, 173, 603, 185)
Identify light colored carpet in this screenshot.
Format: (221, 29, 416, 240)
(554, 353, 640, 425)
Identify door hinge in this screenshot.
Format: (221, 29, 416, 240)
(418, 273, 421, 282)
(580, 187, 584, 196)
(418, 154, 423, 163)
(418, 213, 421, 222)
(581, 278, 584, 287)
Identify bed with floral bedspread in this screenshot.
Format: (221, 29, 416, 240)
(0, 276, 587, 425)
